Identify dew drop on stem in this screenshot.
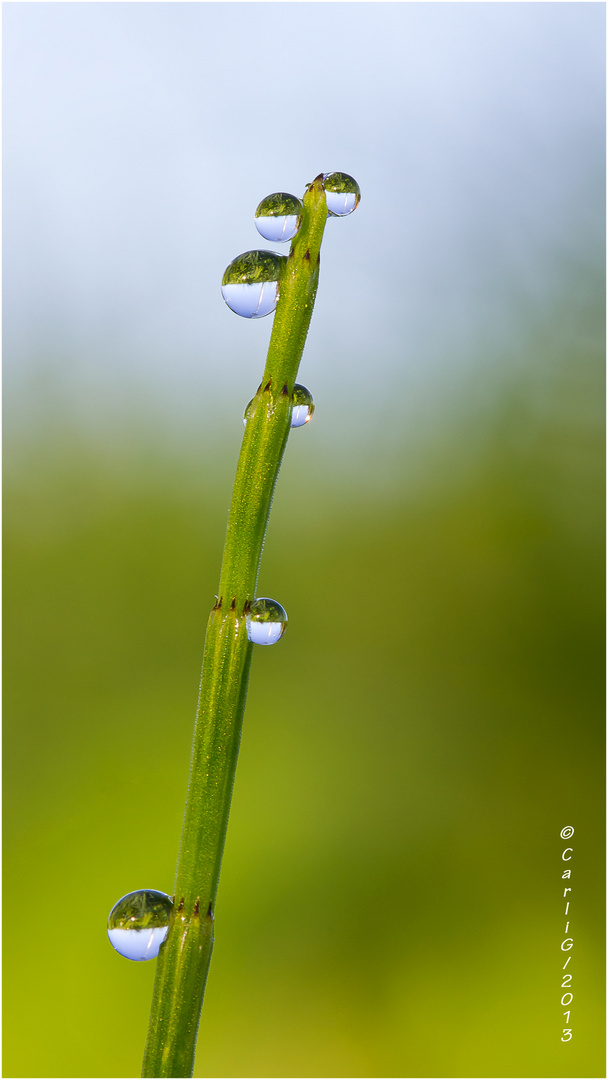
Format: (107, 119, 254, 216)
(107, 890, 173, 961)
(290, 384, 315, 427)
(255, 192, 303, 243)
(242, 383, 314, 429)
(246, 598, 288, 645)
(243, 398, 253, 426)
(221, 251, 286, 318)
(322, 172, 361, 217)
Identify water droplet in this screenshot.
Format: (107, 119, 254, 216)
(246, 597, 288, 645)
(291, 384, 315, 427)
(107, 890, 173, 961)
(221, 251, 286, 318)
(243, 384, 315, 429)
(322, 172, 361, 217)
(255, 193, 303, 243)
(242, 397, 254, 427)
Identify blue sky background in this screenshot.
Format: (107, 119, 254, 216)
(4, 2, 605, 468)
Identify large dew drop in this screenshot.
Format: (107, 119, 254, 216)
(246, 597, 288, 645)
(242, 384, 315, 429)
(291, 384, 315, 427)
(322, 172, 361, 217)
(107, 889, 173, 961)
(221, 251, 286, 318)
(255, 192, 303, 243)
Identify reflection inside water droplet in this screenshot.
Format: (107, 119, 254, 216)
(291, 384, 315, 427)
(221, 251, 286, 318)
(255, 192, 303, 243)
(242, 384, 314, 429)
(107, 889, 173, 961)
(322, 172, 361, 217)
(246, 597, 288, 645)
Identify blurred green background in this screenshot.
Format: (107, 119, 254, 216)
(3, 4, 605, 1078)
(4, 315, 605, 1078)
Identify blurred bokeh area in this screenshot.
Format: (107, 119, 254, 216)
(3, 4, 605, 1078)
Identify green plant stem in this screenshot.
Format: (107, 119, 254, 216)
(142, 175, 328, 1079)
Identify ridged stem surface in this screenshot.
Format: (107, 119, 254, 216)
(142, 175, 328, 1078)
